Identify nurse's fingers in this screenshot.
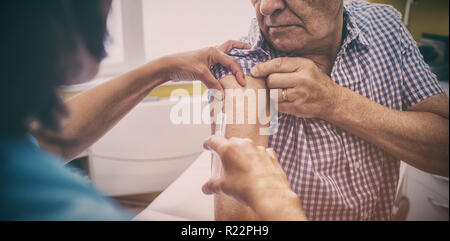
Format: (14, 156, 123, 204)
(210, 47, 246, 87)
(217, 40, 252, 53)
(256, 146, 266, 153)
(203, 135, 229, 159)
(266, 148, 277, 161)
(266, 148, 281, 167)
(202, 179, 223, 195)
(201, 71, 224, 94)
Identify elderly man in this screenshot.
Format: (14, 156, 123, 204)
(211, 0, 449, 221)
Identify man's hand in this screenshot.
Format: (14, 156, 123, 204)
(252, 57, 449, 177)
(159, 40, 251, 92)
(202, 135, 307, 221)
(251, 57, 341, 119)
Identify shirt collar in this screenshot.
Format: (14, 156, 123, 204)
(246, 6, 373, 55)
(247, 18, 265, 48)
(244, 19, 274, 57)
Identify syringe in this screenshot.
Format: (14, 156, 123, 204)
(211, 112, 227, 178)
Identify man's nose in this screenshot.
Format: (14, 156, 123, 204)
(259, 0, 285, 16)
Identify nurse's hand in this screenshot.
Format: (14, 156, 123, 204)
(158, 40, 251, 92)
(202, 136, 308, 221)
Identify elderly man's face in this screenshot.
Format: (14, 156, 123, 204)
(251, 0, 343, 54)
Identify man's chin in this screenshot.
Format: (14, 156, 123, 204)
(269, 38, 305, 54)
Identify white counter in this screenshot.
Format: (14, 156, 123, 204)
(134, 152, 214, 221)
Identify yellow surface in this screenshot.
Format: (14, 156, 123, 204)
(368, 0, 449, 40)
(147, 82, 208, 98)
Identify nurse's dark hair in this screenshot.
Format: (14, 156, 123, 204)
(0, 0, 109, 138)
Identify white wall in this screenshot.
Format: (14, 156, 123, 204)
(142, 0, 256, 60)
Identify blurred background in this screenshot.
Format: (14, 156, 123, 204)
(370, 0, 449, 82)
(63, 0, 449, 220)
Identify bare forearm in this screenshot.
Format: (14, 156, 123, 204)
(33, 59, 168, 160)
(214, 75, 269, 221)
(327, 86, 449, 177)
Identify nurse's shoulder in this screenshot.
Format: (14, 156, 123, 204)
(0, 136, 132, 221)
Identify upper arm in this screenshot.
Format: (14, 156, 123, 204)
(395, 9, 445, 112)
(212, 74, 269, 221)
(220, 74, 270, 144)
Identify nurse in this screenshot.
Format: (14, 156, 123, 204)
(0, 1, 306, 220)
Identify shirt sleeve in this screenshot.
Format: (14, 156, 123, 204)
(211, 47, 271, 81)
(400, 26, 444, 110)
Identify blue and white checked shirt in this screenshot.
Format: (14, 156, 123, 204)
(212, 0, 444, 220)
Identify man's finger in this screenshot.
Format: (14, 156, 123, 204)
(271, 88, 297, 103)
(278, 102, 296, 115)
(266, 73, 298, 89)
(202, 179, 223, 195)
(251, 57, 308, 78)
(213, 49, 246, 86)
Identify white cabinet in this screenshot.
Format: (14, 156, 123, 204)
(89, 97, 211, 196)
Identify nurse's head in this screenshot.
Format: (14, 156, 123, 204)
(0, 0, 111, 138)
